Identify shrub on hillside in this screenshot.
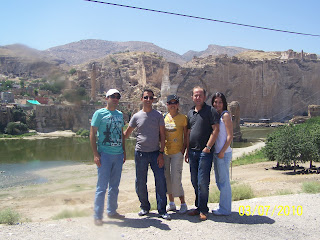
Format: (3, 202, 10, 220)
(5, 122, 28, 135)
(76, 128, 89, 137)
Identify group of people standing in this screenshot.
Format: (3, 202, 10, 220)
(90, 86, 233, 226)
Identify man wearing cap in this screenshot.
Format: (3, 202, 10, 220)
(164, 95, 188, 214)
(185, 86, 220, 221)
(124, 89, 170, 220)
(90, 89, 126, 226)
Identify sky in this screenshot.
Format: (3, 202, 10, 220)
(1, 0, 320, 55)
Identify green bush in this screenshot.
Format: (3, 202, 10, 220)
(209, 184, 255, 203)
(232, 184, 255, 201)
(63, 88, 87, 103)
(5, 122, 28, 135)
(302, 181, 320, 193)
(52, 209, 90, 220)
(69, 68, 77, 75)
(12, 107, 27, 124)
(0, 208, 21, 225)
(76, 128, 89, 137)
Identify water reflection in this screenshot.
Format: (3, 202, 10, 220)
(0, 137, 136, 164)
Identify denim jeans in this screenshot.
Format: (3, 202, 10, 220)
(188, 149, 213, 213)
(135, 150, 167, 215)
(94, 152, 124, 220)
(213, 152, 232, 215)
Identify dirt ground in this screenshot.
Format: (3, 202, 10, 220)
(1, 142, 319, 222)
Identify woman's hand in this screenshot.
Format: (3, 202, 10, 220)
(218, 152, 225, 159)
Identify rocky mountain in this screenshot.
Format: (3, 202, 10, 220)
(44, 39, 186, 65)
(0, 44, 65, 79)
(44, 40, 250, 66)
(182, 44, 250, 62)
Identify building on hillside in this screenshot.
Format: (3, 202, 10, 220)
(1, 92, 14, 103)
(35, 97, 49, 104)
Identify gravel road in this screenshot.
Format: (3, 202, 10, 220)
(1, 193, 319, 240)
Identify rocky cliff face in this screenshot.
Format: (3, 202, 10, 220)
(75, 52, 320, 121)
(174, 56, 320, 121)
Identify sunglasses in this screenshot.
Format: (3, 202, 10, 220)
(168, 101, 178, 105)
(143, 96, 154, 100)
(109, 94, 121, 99)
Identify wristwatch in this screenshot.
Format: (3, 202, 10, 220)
(205, 145, 211, 150)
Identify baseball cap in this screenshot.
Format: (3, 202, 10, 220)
(106, 89, 120, 97)
(167, 95, 179, 103)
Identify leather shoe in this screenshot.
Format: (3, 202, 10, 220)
(188, 209, 200, 216)
(199, 212, 207, 221)
(108, 212, 125, 219)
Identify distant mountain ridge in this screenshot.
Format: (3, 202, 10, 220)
(182, 44, 250, 61)
(43, 39, 250, 65)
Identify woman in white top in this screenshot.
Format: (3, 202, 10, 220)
(211, 92, 233, 216)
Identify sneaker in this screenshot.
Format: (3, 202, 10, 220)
(108, 212, 125, 219)
(212, 209, 230, 216)
(94, 219, 103, 226)
(166, 202, 176, 212)
(160, 213, 171, 220)
(138, 209, 149, 216)
(178, 203, 188, 214)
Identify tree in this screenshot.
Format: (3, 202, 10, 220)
(69, 68, 77, 75)
(5, 122, 28, 135)
(265, 118, 320, 172)
(12, 107, 27, 124)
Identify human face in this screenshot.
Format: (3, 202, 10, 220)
(141, 91, 154, 107)
(107, 93, 120, 107)
(192, 88, 205, 106)
(213, 97, 224, 114)
(167, 100, 179, 113)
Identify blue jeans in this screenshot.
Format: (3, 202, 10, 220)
(135, 150, 167, 215)
(188, 149, 213, 214)
(94, 152, 124, 220)
(213, 152, 232, 215)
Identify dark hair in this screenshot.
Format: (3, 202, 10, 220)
(142, 89, 154, 97)
(192, 86, 206, 96)
(211, 92, 228, 111)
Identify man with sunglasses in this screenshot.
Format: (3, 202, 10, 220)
(90, 89, 126, 226)
(124, 89, 170, 220)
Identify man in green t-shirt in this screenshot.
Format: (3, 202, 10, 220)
(90, 89, 126, 226)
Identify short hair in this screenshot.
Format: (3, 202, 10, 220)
(192, 86, 206, 96)
(142, 89, 154, 97)
(211, 92, 228, 111)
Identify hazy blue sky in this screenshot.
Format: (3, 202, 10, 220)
(1, 0, 319, 55)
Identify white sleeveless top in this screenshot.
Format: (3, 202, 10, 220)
(214, 110, 232, 154)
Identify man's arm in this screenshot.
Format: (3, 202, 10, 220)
(122, 128, 126, 163)
(184, 129, 190, 163)
(202, 123, 219, 153)
(90, 126, 101, 167)
(123, 126, 135, 139)
(157, 125, 165, 168)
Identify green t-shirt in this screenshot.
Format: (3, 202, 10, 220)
(91, 108, 124, 154)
